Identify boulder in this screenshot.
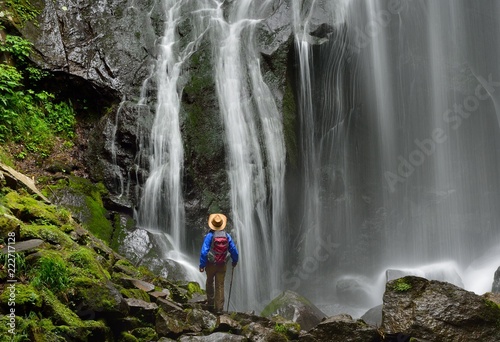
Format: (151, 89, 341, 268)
(361, 304, 382, 327)
(242, 322, 289, 342)
(214, 314, 241, 333)
(178, 332, 246, 342)
(72, 280, 129, 320)
(157, 297, 184, 313)
(0, 239, 44, 254)
(261, 290, 326, 331)
(492, 266, 500, 293)
(186, 308, 217, 332)
(382, 276, 500, 341)
(156, 309, 196, 338)
(302, 314, 379, 342)
(124, 298, 158, 322)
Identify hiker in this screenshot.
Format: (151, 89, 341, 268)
(199, 213, 238, 313)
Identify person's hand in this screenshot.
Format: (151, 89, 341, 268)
(199, 267, 205, 273)
(232, 262, 237, 268)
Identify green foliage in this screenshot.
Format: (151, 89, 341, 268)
(3, 0, 41, 27)
(0, 250, 27, 276)
(274, 323, 288, 334)
(32, 256, 71, 293)
(393, 278, 412, 292)
(0, 34, 76, 157)
(0, 35, 33, 61)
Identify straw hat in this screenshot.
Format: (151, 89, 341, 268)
(208, 213, 227, 231)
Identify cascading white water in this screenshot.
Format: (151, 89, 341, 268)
(130, 0, 500, 316)
(133, 0, 286, 311)
(291, 0, 500, 314)
(211, 0, 286, 311)
(135, 0, 212, 284)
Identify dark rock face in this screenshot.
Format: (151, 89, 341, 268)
(301, 314, 379, 342)
(22, 0, 156, 98)
(18, 0, 298, 237)
(261, 290, 326, 331)
(493, 266, 500, 293)
(382, 276, 500, 342)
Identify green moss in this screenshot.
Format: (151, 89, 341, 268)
(113, 259, 141, 277)
(109, 213, 135, 251)
(20, 224, 74, 247)
(484, 298, 500, 311)
(4, 191, 71, 226)
(119, 287, 150, 302)
(120, 332, 139, 342)
(31, 254, 71, 293)
(0, 315, 31, 342)
(186, 282, 203, 296)
(0, 148, 15, 167)
(46, 177, 113, 243)
(40, 289, 82, 326)
(0, 283, 42, 311)
(393, 278, 412, 292)
(68, 247, 111, 281)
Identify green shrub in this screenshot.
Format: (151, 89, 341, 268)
(3, 0, 40, 27)
(32, 256, 71, 292)
(0, 35, 76, 157)
(393, 278, 412, 292)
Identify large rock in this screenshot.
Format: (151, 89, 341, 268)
(261, 290, 326, 331)
(382, 276, 500, 341)
(300, 314, 380, 342)
(179, 332, 246, 342)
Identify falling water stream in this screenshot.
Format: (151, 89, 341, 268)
(131, 0, 500, 315)
(291, 0, 500, 315)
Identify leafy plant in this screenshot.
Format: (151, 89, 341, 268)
(3, 0, 40, 27)
(274, 323, 288, 335)
(0, 34, 77, 157)
(32, 256, 71, 292)
(0, 251, 27, 277)
(393, 278, 412, 292)
(0, 35, 33, 61)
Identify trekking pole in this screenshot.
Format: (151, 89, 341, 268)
(226, 266, 235, 312)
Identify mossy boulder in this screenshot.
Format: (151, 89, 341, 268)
(45, 177, 114, 244)
(261, 290, 325, 331)
(305, 314, 379, 341)
(0, 212, 22, 237)
(0, 283, 42, 314)
(3, 190, 72, 226)
(382, 276, 500, 341)
(20, 224, 75, 248)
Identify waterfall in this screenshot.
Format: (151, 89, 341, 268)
(291, 0, 500, 313)
(134, 0, 286, 311)
(130, 0, 500, 316)
(135, 0, 211, 284)
(211, 0, 286, 311)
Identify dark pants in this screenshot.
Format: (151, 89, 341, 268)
(205, 263, 227, 312)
